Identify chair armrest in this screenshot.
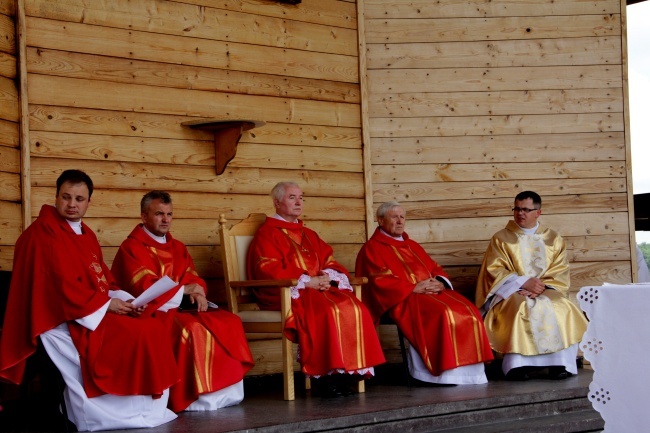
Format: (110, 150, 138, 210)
(229, 279, 299, 289)
(348, 276, 368, 285)
(348, 276, 366, 301)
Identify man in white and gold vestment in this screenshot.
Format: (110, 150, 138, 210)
(475, 191, 587, 380)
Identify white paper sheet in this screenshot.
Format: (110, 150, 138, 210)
(132, 275, 177, 307)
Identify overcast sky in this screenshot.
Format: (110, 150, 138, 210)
(627, 2, 650, 242)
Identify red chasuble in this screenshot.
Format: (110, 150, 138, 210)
(246, 217, 385, 377)
(0, 205, 178, 397)
(111, 225, 254, 412)
(356, 228, 493, 375)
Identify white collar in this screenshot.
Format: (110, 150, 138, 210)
(272, 213, 299, 223)
(379, 228, 404, 241)
(517, 222, 540, 235)
(142, 225, 167, 244)
(66, 219, 83, 235)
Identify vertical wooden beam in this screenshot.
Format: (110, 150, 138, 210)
(356, 0, 374, 240)
(621, 0, 638, 282)
(280, 286, 295, 401)
(16, 0, 30, 230)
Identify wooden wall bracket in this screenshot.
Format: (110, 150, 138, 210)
(182, 119, 265, 175)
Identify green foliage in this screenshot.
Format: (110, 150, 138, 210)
(638, 242, 650, 268)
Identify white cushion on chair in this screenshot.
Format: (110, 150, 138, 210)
(235, 236, 254, 279)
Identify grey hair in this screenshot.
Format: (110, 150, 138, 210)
(376, 201, 404, 220)
(141, 190, 172, 213)
(271, 181, 300, 201)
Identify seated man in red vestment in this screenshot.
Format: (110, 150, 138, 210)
(356, 201, 494, 385)
(246, 181, 385, 397)
(111, 190, 254, 412)
(0, 170, 179, 431)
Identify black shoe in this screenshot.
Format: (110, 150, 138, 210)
(322, 385, 347, 398)
(505, 367, 531, 381)
(319, 375, 355, 398)
(547, 367, 571, 380)
(485, 360, 505, 381)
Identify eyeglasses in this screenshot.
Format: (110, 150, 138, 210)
(512, 207, 539, 213)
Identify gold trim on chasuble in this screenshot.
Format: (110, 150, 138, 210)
(180, 319, 215, 394)
(127, 245, 168, 287)
(281, 228, 311, 271)
(322, 290, 366, 367)
(391, 244, 489, 365)
(186, 266, 200, 277)
(278, 228, 366, 366)
(128, 267, 158, 288)
(445, 294, 490, 363)
(438, 295, 459, 366)
(89, 253, 109, 292)
(389, 245, 419, 285)
(369, 268, 394, 278)
(389, 244, 435, 368)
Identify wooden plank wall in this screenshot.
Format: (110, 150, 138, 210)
(0, 0, 20, 272)
(17, 0, 365, 302)
(362, 0, 633, 301)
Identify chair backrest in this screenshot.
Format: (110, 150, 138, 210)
(218, 213, 268, 314)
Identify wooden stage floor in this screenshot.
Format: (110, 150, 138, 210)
(128, 366, 597, 433)
(0, 366, 599, 433)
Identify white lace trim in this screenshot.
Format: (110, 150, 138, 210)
(290, 274, 311, 299)
(290, 269, 352, 300)
(308, 367, 375, 379)
(296, 347, 375, 378)
(321, 269, 352, 291)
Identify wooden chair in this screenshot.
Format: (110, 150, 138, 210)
(218, 213, 366, 400)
